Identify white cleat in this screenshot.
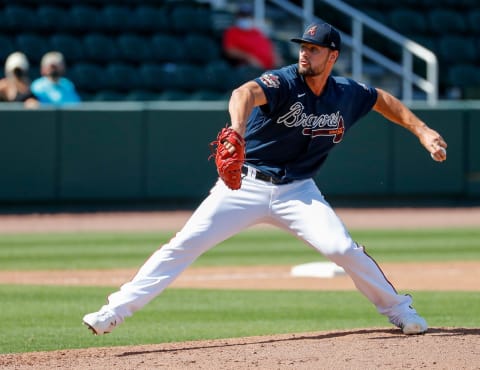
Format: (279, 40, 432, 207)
(83, 309, 121, 335)
(391, 313, 428, 335)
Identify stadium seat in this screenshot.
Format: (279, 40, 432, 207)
(209, 9, 236, 33)
(427, 9, 466, 35)
(447, 63, 480, 88)
(139, 63, 204, 92)
(153, 63, 203, 92)
(36, 6, 67, 32)
(0, 36, 17, 65)
(437, 36, 477, 64)
(100, 5, 132, 33)
(49, 34, 85, 65)
(195, 5, 216, 33)
(68, 63, 106, 93)
(439, 0, 477, 9)
(312, 3, 352, 34)
(92, 90, 125, 102)
(347, 0, 392, 10)
(362, 8, 387, 25)
(189, 89, 226, 101)
(0, 10, 7, 33)
(169, 4, 212, 34)
(4, 5, 36, 32)
(104, 63, 140, 92)
(83, 33, 119, 64)
(394, 0, 437, 10)
(204, 61, 266, 93)
(130, 5, 169, 33)
(124, 89, 161, 101)
(158, 89, 191, 101)
(274, 38, 297, 65)
(362, 12, 391, 57)
(467, 9, 480, 35)
(389, 9, 427, 35)
(116, 34, 153, 64)
(150, 34, 184, 62)
(203, 59, 236, 92)
(234, 65, 264, 86)
(183, 34, 221, 65)
(15, 34, 51, 64)
(203, 63, 262, 94)
(168, 4, 195, 33)
(139, 63, 170, 91)
(77, 91, 95, 102)
(66, 5, 101, 33)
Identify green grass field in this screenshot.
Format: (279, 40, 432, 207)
(1, 228, 479, 354)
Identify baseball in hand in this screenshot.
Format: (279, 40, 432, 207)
(431, 147, 447, 161)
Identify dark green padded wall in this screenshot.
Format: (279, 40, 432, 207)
(0, 109, 57, 200)
(59, 109, 144, 199)
(0, 103, 477, 205)
(467, 111, 480, 195)
(391, 109, 464, 195)
(317, 112, 390, 195)
(145, 109, 228, 199)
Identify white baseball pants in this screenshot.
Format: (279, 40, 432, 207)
(105, 174, 414, 322)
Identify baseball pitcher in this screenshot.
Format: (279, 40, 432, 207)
(83, 22, 447, 336)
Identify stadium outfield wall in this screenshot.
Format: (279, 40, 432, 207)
(0, 101, 478, 210)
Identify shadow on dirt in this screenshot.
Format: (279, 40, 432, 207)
(117, 327, 479, 357)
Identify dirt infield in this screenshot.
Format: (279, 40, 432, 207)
(0, 208, 479, 369)
(1, 207, 480, 233)
(2, 328, 480, 370)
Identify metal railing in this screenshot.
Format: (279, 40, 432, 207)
(254, 0, 439, 104)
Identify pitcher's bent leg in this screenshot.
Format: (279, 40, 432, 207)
(272, 180, 415, 318)
(105, 181, 266, 320)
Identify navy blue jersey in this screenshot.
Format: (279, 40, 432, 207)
(245, 64, 377, 183)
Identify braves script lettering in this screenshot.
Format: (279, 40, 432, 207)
(277, 102, 345, 143)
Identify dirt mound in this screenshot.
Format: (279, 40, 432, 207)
(1, 207, 479, 233)
(1, 328, 479, 369)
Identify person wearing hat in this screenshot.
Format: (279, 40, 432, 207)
(222, 3, 280, 69)
(31, 51, 80, 105)
(83, 22, 447, 336)
(0, 51, 38, 107)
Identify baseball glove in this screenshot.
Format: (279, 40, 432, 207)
(209, 126, 245, 190)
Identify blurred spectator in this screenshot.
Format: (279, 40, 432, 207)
(222, 3, 280, 70)
(31, 51, 81, 105)
(0, 52, 38, 107)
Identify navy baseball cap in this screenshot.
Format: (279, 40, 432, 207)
(291, 22, 341, 51)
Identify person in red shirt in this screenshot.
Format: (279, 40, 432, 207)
(222, 4, 279, 70)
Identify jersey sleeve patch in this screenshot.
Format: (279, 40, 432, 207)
(259, 73, 280, 88)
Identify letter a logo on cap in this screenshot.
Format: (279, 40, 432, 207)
(306, 25, 317, 36)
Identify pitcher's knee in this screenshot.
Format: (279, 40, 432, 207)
(323, 241, 361, 266)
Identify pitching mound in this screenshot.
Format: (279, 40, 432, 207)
(1, 327, 479, 369)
